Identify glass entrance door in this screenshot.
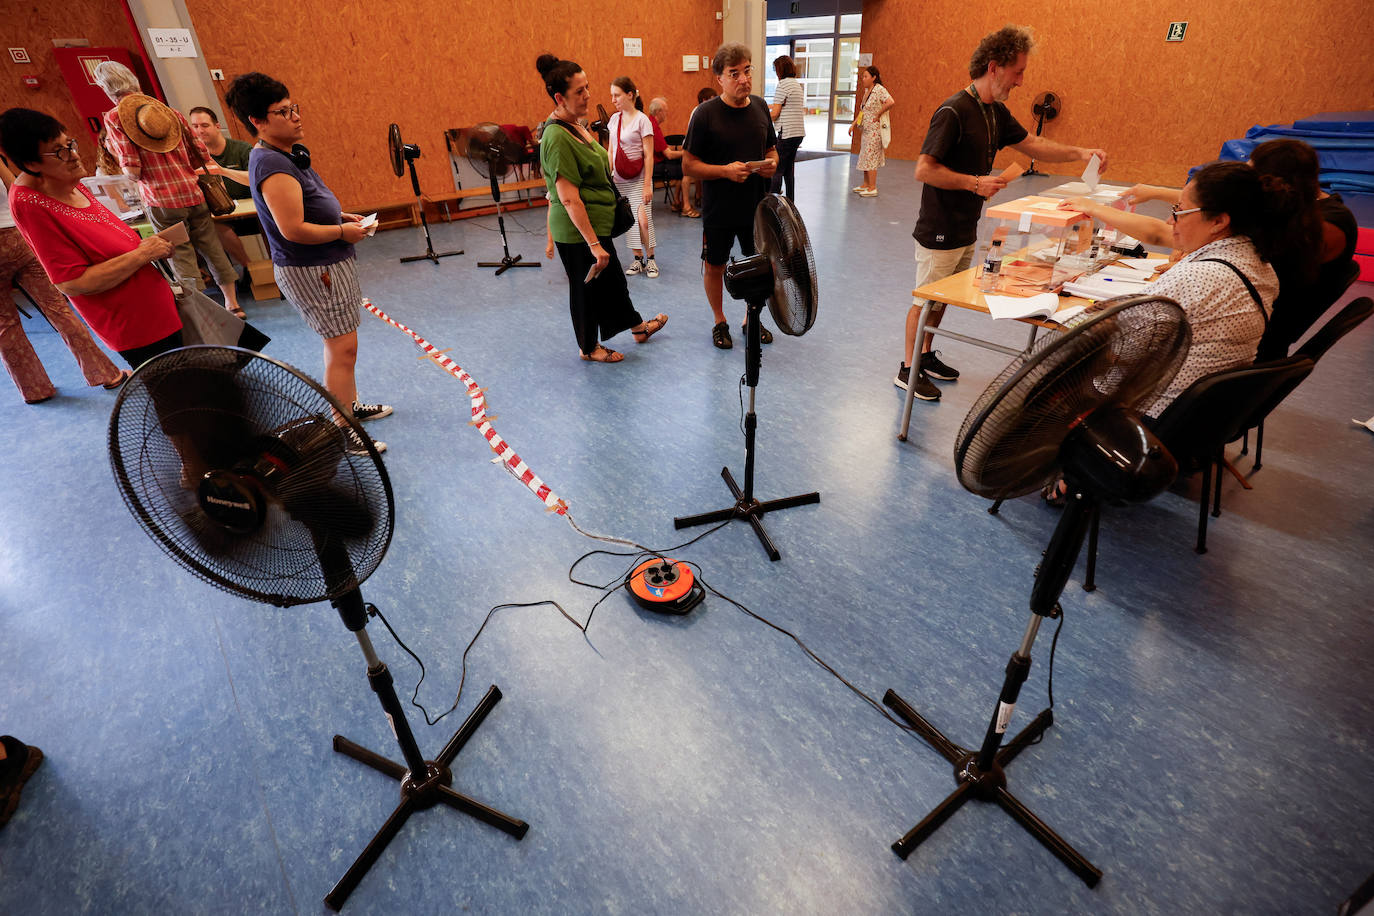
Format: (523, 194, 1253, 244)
(828, 37, 861, 150)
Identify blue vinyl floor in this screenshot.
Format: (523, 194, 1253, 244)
(2, 155, 1373, 914)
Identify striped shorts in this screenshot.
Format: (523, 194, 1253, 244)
(273, 257, 363, 339)
(613, 174, 655, 252)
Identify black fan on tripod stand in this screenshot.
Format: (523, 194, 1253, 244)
(464, 122, 540, 275)
(1024, 91, 1061, 177)
(880, 296, 1190, 886)
(389, 123, 463, 265)
(673, 195, 820, 561)
(108, 346, 528, 911)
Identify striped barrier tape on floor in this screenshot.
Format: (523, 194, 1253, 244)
(364, 299, 569, 516)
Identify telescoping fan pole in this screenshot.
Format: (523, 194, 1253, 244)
(673, 293, 819, 561)
(324, 580, 529, 911)
(881, 488, 1102, 888)
(478, 155, 540, 275)
(400, 146, 463, 266)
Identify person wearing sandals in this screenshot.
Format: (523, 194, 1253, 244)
(537, 54, 666, 364)
(0, 108, 178, 378)
(0, 153, 129, 402)
(608, 77, 660, 279)
(848, 66, 892, 197)
(92, 61, 245, 321)
(683, 43, 778, 351)
(224, 72, 391, 453)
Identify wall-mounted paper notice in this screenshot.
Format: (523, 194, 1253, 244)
(623, 38, 642, 57)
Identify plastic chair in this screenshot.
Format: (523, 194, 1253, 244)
(1244, 295, 1372, 470)
(1151, 356, 1315, 553)
(658, 134, 686, 207)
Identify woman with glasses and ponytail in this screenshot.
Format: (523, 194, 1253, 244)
(225, 71, 391, 454)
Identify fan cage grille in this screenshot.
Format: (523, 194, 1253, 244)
(954, 296, 1190, 499)
(108, 347, 394, 607)
(755, 195, 818, 336)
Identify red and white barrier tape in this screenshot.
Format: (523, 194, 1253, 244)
(364, 300, 569, 516)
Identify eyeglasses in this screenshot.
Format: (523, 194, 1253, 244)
(721, 66, 752, 82)
(267, 103, 301, 120)
(1170, 204, 1203, 219)
(41, 139, 80, 162)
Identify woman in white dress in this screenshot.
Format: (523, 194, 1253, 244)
(849, 65, 893, 197)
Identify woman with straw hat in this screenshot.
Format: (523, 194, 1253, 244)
(93, 61, 245, 320)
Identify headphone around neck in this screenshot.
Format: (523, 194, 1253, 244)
(261, 141, 311, 171)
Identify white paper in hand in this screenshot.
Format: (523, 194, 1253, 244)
(359, 213, 379, 237)
(1081, 153, 1102, 192)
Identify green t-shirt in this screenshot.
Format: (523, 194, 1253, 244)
(540, 121, 615, 244)
(212, 136, 253, 199)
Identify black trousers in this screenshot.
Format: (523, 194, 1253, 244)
(770, 136, 804, 200)
(555, 236, 644, 354)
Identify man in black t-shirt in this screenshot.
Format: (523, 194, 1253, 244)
(899, 26, 1107, 400)
(684, 42, 778, 350)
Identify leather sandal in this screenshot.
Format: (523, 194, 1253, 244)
(226, 304, 247, 320)
(681, 207, 701, 218)
(102, 369, 132, 390)
(580, 346, 624, 363)
(632, 313, 668, 343)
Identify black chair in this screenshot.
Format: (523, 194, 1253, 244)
(658, 133, 686, 207)
(1151, 356, 1315, 554)
(1243, 295, 1373, 470)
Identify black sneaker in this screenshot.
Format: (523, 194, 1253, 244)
(894, 363, 911, 390)
(343, 425, 387, 456)
(908, 368, 941, 401)
(712, 321, 733, 349)
(920, 350, 960, 381)
(352, 400, 393, 421)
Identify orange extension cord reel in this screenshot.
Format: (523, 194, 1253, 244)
(626, 557, 705, 615)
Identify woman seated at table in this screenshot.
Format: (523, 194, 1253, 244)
(1043, 161, 1293, 504)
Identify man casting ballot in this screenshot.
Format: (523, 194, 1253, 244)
(899, 24, 1108, 401)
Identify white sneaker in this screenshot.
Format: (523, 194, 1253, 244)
(624, 258, 645, 276)
(644, 258, 659, 278)
(859, 188, 878, 197)
(852, 185, 866, 194)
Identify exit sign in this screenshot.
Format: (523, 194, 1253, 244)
(1166, 21, 1188, 41)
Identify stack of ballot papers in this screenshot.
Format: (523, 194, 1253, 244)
(983, 292, 1088, 324)
(1059, 273, 1149, 301)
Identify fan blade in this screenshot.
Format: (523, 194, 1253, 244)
(283, 484, 373, 538)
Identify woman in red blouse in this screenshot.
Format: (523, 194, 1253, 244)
(0, 108, 180, 368)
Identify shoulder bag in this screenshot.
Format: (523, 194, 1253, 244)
(613, 112, 644, 179)
(180, 121, 237, 217)
(553, 119, 634, 238)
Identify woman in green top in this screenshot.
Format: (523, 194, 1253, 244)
(537, 53, 666, 363)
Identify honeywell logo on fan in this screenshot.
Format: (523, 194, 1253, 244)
(205, 495, 251, 510)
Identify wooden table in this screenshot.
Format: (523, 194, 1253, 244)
(896, 269, 1093, 441)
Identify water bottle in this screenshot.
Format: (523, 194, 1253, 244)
(978, 239, 1004, 291)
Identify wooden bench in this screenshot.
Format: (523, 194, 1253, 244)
(422, 178, 548, 222)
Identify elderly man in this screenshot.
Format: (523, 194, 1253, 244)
(899, 25, 1106, 400)
(682, 43, 778, 350)
(647, 97, 687, 211)
(93, 61, 244, 317)
(188, 106, 252, 270)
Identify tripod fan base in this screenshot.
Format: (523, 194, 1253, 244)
(673, 466, 819, 562)
(478, 253, 540, 276)
(401, 248, 464, 265)
(324, 684, 528, 911)
(882, 689, 1101, 888)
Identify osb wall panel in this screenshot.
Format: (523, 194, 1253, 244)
(0, 2, 138, 173)
(183, 0, 724, 209)
(861, 0, 1374, 186)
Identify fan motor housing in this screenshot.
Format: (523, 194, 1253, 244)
(198, 470, 268, 534)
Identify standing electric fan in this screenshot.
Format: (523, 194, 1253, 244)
(881, 296, 1190, 886)
(389, 123, 464, 265)
(108, 346, 528, 911)
(464, 122, 540, 275)
(1024, 92, 1061, 177)
(673, 194, 820, 561)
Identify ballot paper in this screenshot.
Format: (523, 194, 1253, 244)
(984, 292, 1085, 323)
(1107, 258, 1161, 277)
(1060, 274, 1147, 301)
(1354, 416, 1374, 434)
(155, 221, 189, 245)
(1081, 153, 1102, 192)
(359, 213, 379, 237)
(1000, 161, 1026, 183)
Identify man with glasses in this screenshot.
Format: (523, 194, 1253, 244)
(683, 43, 779, 350)
(899, 25, 1106, 401)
